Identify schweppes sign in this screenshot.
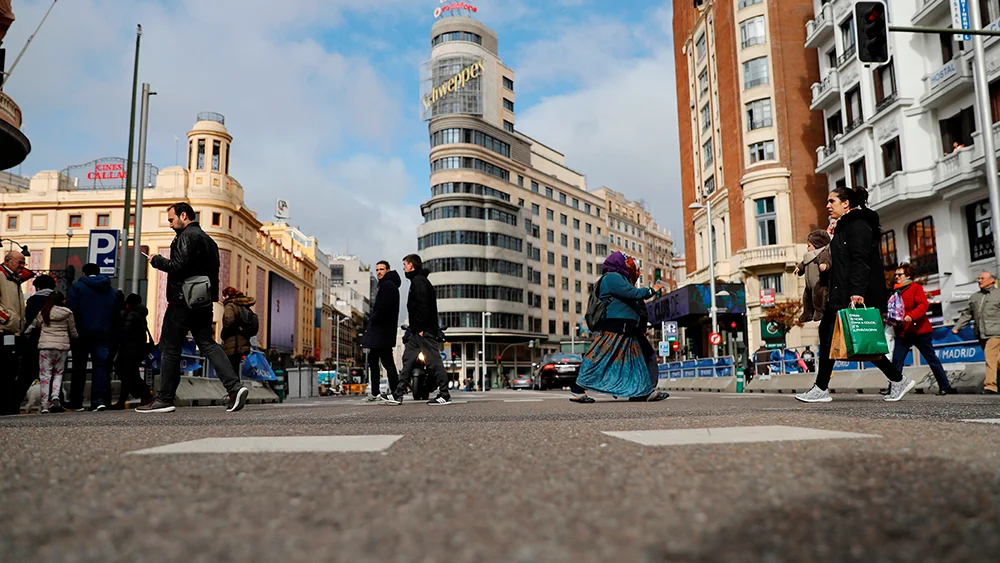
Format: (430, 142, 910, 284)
(422, 58, 485, 111)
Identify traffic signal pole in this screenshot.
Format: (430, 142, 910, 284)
(883, 18, 1000, 279)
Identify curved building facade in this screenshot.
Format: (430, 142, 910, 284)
(418, 16, 609, 385)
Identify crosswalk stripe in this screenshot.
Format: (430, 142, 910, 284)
(603, 425, 879, 446)
(959, 418, 1000, 425)
(127, 435, 403, 455)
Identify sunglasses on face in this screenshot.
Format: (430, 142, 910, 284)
(894, 273, 905, 277)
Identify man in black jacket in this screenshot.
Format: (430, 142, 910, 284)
(382, 254, 451, 405)
(136, 202, 248, 413)
(361, 261, 400, 402)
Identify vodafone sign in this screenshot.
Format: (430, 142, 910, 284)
(435, 1, 478, 18)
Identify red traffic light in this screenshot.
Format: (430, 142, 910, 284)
(730, 321, 738, 329)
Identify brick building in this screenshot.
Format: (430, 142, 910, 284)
(673, 0, 828, 353)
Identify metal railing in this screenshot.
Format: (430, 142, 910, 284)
(875, 92, 898, 114)
(658, 356, 736, 379)
(844, 116, 864, 134)
(837, 45, 856, 67)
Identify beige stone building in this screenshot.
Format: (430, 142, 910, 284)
(0, 113, 317, 357)
(592, 186, 676, 289)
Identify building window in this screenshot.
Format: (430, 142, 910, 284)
(760, 273, 784, 295)
(966, 199, 996, 261)
(548, 274, 556, 288)
(549, 319, 556, 334)
(826, 111, 844, 144)
(748, 140, 775, 164)
(548, 252, 555, 265)
(576, 301, 582, 314)
(738, 0, 763, 8)
(574, 259, 581, 271)
(850, 158, 868, 188)
(504, 120, 514, 133)
(503, 76, 514, 91)
(558, 193, 567, 205)
(562, 299, 570, 313)
(503, 98, 515, 112)
(841, 17, 856, 52)
(740, 16, 766, 49)
(939, 107, 976, 154)
(703, 138, 714, 168)
(518, 198, 524, 207)
(431, 157, 510, 181)
(547, 229, 555, 243)
(699, 69, 709, 97)
(546, 209, 554, 221)
(545, 187, 553, 198)
(96, 214, 110, 227)
(432, 31, 483, 46)
(585, 223, 592, 234)
(69, 215, 82, 228)
(880, 230, 898, 268)
(229, 216, 233, 230)
(586, 242, 593, 253)
(746, 99, 772, 130)
(695, 33, 707, 62)
(548, 297, 556, 310)
(197, 139, 205, 170)
(560, 214, 568, 225)
(907, 217, 939, 276)
(212, 140, 221, 172)
(846, 85, 863, 126)
(532, 203, 540, 215)
(561, 278, 569, 291)
(561, 255, 569, 268)
(574, 238, 581, 250)
(873, 60, 897, 106)
(212, 212, 222, 226)
(573, 218, 580, 230)
(704, 176, 716, 195)
(881, 137, 902, 176)
(982, 0, 1000, 23)
(701, 104, 711, 133)
(431, 128, 512, 158)
(826, 49, 837, 70)
(743, 57, 769, 89)
(755, 197, 777, 246)
(560, 233, 568, 247)
(531, 181, 539, 193)
(6, 216, 17, 230)
(575, 280, 582, 293)
(587, 263, 594, 274)
(572, 198, 579, 209)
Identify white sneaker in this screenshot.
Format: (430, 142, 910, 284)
(795, 385, 832, 403)
(883, 377, 916, 402)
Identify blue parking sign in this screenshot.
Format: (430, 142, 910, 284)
(88, 229, 119, 275)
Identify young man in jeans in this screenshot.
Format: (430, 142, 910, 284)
(137, 202, 249, 413)
(381, 254, 451, 405)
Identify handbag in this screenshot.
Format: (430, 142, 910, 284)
(834, 305, 889, 360)
(241, 349, 277, 381)
(182, 276, 212, 309)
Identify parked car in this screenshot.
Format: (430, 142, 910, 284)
(510, 373, 534, 390)
(533, 353, 583, 390)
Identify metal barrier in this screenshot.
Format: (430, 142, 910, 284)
(658, 355, 736, 379)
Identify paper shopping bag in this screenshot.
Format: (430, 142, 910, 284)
(829, 313, 850, 360)
(838, 307, 890, 358)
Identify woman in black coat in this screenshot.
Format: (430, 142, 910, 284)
(796, 186, 915, 403)
(360, 261, 401, 400)
(111, 293, 153, 409)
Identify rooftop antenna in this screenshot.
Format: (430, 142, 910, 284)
(2, 0, 59, 87)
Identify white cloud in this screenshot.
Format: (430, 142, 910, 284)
(514, 13, 685, 250)
(3, 0, 424, 267)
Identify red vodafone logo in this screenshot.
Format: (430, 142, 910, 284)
(435, 1, 478, 17)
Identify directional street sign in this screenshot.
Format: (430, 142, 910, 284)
(663, 321, 678, 342)
(658, 341, 670, 357)
(88, 229, 120, 275)
(709, 332, 722, 346)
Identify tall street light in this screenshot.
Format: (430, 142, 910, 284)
(481, 311, 491, 392)
(689, 199, 719, 358)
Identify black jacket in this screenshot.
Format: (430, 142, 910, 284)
(361, 270, 401, 349)
(150, 222, 221, 304)
(827, 208, 888, 313)
(405, 268, 439, 335)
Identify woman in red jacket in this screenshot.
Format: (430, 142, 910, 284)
(890, 263, 955, 395)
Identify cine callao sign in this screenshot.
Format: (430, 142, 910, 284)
(422, 58, 485, 111)
(87, 162, 126, 181)
(435, 1, 478, 18)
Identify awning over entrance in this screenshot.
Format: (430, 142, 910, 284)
(646, 283, 746, 325)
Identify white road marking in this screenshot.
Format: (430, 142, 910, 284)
(603, 425, 879, 446)
(127, 435, 402, 455)
(960, 418, 1000, 425)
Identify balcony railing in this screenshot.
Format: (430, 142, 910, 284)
(0, 92, 23, 129)
(837, 45, 856, 67)
(810, 70, 840, 109)
(739, 245, 795, 270)
(874, 91, 898, 115)
(821, 141, 838, 160)
(805, 3, 834, 49)
(844, 116, 864, 134)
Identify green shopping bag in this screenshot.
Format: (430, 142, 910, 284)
(837, 306, 890, 358)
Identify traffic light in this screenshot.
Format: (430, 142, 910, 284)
(855, 1, 888, 64)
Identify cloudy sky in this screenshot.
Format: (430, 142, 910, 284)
(4, 0, 683, 268)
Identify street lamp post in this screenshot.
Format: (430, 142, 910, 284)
(689, 197, 719, 358)
(481, 311, 491, 392)
(65, 229, 73, 274)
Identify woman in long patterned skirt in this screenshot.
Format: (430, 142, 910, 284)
(571, 252, 669, 403)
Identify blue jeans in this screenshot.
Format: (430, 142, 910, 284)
(891, 332, 951, 390)
(68, 333, 111, 407)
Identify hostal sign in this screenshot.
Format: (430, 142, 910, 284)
(422, 58, 485, 112)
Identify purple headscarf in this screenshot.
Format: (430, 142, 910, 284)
(601, 251, 629, 277)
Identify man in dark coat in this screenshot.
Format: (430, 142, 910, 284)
(382, 253, 451, 405)
(136, 202, 248, 414)
(361, 261, 400, 401)
(66, 263, 121, 411)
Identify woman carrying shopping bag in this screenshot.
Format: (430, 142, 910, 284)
(796, 186, 915, 403)
(570, 251, 669, 403)
(25, 292, 77, 413)
(889, 263, 955, 395)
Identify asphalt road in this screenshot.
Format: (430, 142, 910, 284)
(2, 390, 999, 562)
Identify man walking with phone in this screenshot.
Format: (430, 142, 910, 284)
(361, 261, 400, 402)
(137, 202, 248, 413)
